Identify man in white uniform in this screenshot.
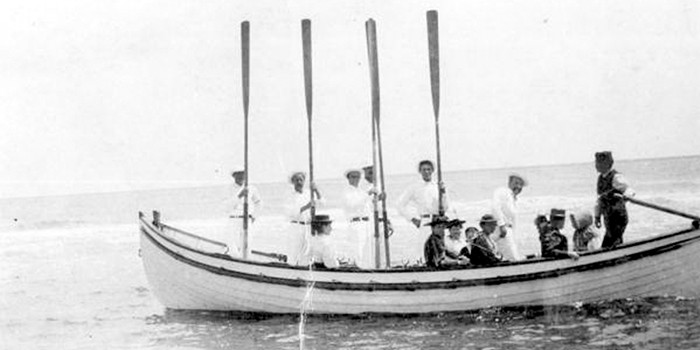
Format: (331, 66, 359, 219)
(491, 174, 527, 261)
(285, 171, 325, 265)
(397, 160, 452, 261)
(223, 169, 262, 257)
(342, 168, 374, 268)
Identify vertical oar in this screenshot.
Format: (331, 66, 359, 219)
(366, 19, 381, 268)
(302, 19, 315, 220)
(365, 19, 391, 268)
(426, 10, 444, 217)
(240, 21, 250, 259)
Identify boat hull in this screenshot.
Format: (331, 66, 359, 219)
(139, 215, 700, 314)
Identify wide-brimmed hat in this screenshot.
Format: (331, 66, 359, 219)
(446, 219, 466, 228)
(479, 214, 497, 224)
(289, 171, 306, 182)
(311, 214, 333, 225)
(550, 208, 566, 219)
(425, 216, 450, 226)
(344, 168, 362, 178)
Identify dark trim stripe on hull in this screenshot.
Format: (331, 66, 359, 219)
(140, 225, 700, 292)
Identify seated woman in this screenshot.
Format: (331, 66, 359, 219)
(424, 216, 467, 268)
(307, 214, 339, 268)
(570, 210, 602, 252)
(445, 219, 470, 261)
(540, 209, 579, 260)
(470, 214, 503, 266)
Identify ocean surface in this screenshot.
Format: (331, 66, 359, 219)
(2, 156, 700, 349)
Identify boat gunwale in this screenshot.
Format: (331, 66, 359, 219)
(140, 215, 700, 291)
(138, 213, 699, 273)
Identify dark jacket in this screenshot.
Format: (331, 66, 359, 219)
(470, 233, 502, 266)
(423, 234, 446, 268)
(540, 228, 570, 258)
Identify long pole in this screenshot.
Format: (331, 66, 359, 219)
(365, 19, 390, 268)
(426, 10, 444, 217)
(302, 19, 315, 220)
(616, 194, 700, 221)
(240, 21, 250, 259)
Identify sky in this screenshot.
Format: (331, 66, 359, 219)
(1, 0, 698, 198)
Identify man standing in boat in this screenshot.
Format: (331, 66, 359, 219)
(224, 169, 262, 257)
(595, 151, 635, 248)
(397, 160, 452, 260)
(491, 174, 527, 261)
(342, 168, 374, 268)
(361, 164, 393, 266)
(285, 171, 325, 265)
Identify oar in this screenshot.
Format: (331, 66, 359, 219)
(365, 19, 382, 268)
(251, 250, 288, 263)
(366, 18, 391, 268)
(426, 10, 444, 216)
(241, 21, 250, 259)
(615, 194, 700, 225)
(301, 19, 316, 219)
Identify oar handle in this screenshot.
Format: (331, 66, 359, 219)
(615, 194, 700, 223)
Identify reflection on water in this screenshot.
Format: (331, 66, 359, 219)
(146, 297, 699, 350)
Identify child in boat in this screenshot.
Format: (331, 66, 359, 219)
(540, 209, 579, 260)
(423, 216, 466, 268)
(445, 219, 470, 261)
(307, 214, 339, 268)
(464, 226, 479, 255)
(570, 210, 602, 252)
(470, 214, 503, 266)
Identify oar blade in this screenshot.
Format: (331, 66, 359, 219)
(365, 19, 380, 124)
(426, 10, 440, 119)
(241, 21, 250, 117)
(302, 19, 313, 121)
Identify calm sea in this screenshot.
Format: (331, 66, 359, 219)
(2, 156, 700, 349)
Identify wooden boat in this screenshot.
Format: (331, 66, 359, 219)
(139, 211, 700, 314)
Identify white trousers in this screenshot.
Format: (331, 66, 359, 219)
(493, 227, 524, 261)
(287, 223, 310, 265)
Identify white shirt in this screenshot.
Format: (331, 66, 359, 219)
(342, 184, 372, 219)
(224, 184, 262, 217)
(445, 233, 467, 257)
(397, 179, 450, 221)
(307, 235, 339, 268)
(492, 186, 517, 228)
(285, 188, 325, 222)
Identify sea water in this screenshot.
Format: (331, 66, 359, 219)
(1, 156, 699, 349)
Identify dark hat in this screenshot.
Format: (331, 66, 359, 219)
(231, 169, 245, 176)
(479, 214, 497, 224)
(425, 216, 450, 226)
(550, 208, 566, 219)
(595, 151, 613, 162)
(446, 219, 466, 228)
(311, 214, 333, 225)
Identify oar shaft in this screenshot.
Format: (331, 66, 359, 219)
(366, 19, 382, 269)
(617, 194, 700, 221)
(301, 19, 315, 219)
(241, 21, 250, 259)
(426, 10, 444, 216)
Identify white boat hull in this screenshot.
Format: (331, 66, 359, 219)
(139, 214, 700, 314)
